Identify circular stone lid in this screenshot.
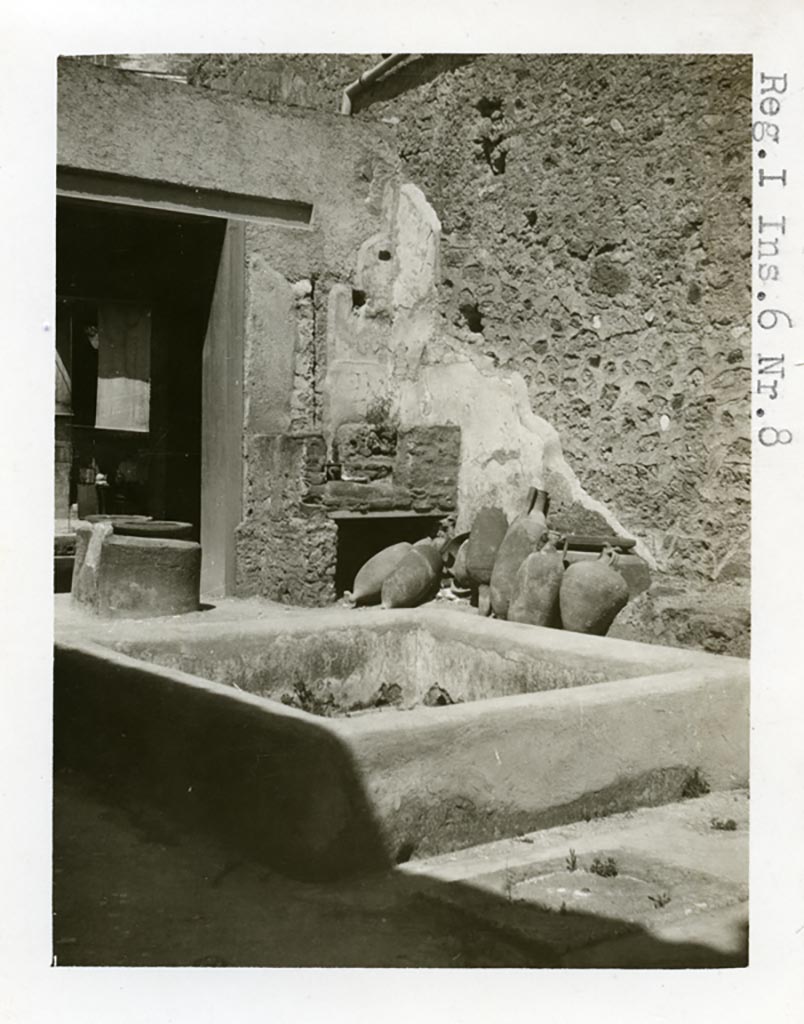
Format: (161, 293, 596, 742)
(111, 520, 194, 540)
(85, 514, 152, 524)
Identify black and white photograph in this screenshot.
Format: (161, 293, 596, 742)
(2, 1, 803, 1020)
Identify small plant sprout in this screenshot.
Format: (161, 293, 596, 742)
(565, 848, 578, 872)
(590, 856, 618, 878)
(648, 892, 672, 909)
(503, 869, 516, 903)
(681, 768, 711, 799)
(710, 817, 737, 831)
(559, 901, 568, 915)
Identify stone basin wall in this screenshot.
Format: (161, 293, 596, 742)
(104, 607, 710, 715)
(54, 604, 749, 877)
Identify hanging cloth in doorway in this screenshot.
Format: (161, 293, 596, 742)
(95, 303, 151, 432)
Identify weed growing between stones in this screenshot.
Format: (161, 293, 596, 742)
(280, 682, 336, 717)
(589, 856, 619, 878)
(681, 768, 711, 799)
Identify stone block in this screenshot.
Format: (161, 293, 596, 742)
(394, 425, 461, 511)
(334, 421, 397, 461)
(72, 524, 201, 618)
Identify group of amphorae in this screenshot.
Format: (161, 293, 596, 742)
(347, 489, 631, 637)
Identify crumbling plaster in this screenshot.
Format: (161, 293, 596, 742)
(364, 54, 752, 581)
(323, 180, 642, 547)
(58, 61, 398, 280)
(189, 53, 751, 581)
(59, 61, 399, 603)
(61, 58, 724, 603)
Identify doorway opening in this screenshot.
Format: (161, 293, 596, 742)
(56, 198, 227, 540)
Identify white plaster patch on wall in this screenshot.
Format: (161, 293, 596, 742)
(392, 184, 441, 311)
(323, 172, 653, 564)
(322, 284, 395, 443)
(393, 358, 649, 561)
(326, 284, 354, 364)
(356, 233, 396, 317)
(244, 259, 299, 436)
(390, 306, 437, 378)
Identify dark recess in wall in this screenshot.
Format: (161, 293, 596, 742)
(335, 517, 441, 597)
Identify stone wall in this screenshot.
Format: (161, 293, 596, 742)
(59, 60, 398, 603)
(188, 53, 752, 582)
(236, 433, 337, 604)
(61, 55, 751, 606)
(315, 176, 633, 544)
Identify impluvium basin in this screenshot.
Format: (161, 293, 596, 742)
(54, 603, 749, 880)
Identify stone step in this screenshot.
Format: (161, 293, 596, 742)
(399, 791, 748, 968)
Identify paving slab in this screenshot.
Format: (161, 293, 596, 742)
(399, 791, 748, 968)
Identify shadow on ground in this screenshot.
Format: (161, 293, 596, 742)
(53, 768, 747, 969)
(53, 641, 747, 967)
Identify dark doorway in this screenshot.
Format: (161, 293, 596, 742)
(56, 199, 226, 537)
